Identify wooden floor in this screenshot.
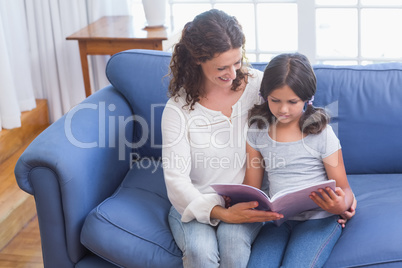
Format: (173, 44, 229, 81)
(0, 100, 48, 268)
(0, 216, 43, 268)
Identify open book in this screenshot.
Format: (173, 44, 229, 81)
(211, 180, 336, 226)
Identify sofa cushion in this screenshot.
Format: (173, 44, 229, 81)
(251, 62, 402, 175)
(105, 50, 172, 160)
(80, 160, 182, 268)
(324, 173, 402, 267)
(313, 64, 402, 174)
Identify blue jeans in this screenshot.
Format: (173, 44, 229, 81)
(248, 215, 342, 268)
(168, 206, 263, 268)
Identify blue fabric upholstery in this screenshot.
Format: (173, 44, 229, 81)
(106, 50, 172, 159)
(81, 162, 182, 268)
(15, 49, 402, 267)
(313, 64, 402, 174)
(15, 86, 134, 267)
(325, 174, 402, 267)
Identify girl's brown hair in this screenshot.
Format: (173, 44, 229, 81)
(249, 53, 329, 134)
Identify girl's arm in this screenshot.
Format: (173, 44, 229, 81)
(338, 196, 357, 227)
(310, 149, 355, 215)
(243, 142, 265, 188)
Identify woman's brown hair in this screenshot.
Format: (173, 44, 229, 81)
(167, 9, 249, 110)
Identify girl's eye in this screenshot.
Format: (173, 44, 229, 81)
(217, 67, 225, 71)
(270, 99, 280, 103)
(289, 101, 298, 104)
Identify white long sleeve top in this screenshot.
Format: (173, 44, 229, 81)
(161, 68, 263, 225)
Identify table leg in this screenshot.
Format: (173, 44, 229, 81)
(78, 42, 92, 97)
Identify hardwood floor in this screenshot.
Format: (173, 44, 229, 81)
(0, 100, 48, 268)
(0, 216, 43, 268)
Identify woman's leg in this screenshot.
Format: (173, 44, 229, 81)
(281, 216, 342, 268)
(168, 206, 219, 268)
(247, 221, 292, 268)
(217, 221, 263, 268)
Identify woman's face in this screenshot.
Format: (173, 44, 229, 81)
(199, 48, 242, 91)
(267, 85, 305, 125)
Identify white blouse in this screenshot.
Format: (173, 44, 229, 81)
(161, 68, 263, 225)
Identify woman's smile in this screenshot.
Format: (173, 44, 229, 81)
(199, 48, 242, 90)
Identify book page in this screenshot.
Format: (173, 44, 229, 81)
(210, 183, 272, 210)
(211, 180, 336, 226)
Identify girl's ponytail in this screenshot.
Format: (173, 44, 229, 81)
(299, 103, 330, 134)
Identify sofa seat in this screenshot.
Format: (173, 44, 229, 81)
(81, 166, 402, 268)
(81, 160, 182, 268)
(325, 174, 402, 267)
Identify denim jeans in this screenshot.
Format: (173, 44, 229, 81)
(248, 215, 342, 268)
(168, 206, 263, 268)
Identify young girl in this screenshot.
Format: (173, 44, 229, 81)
(244, 53, 355, 268)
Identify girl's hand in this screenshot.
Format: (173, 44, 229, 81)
(309, 187, 349, 215)
(338, 196, 357, 228)
(211, 202, 283, 224)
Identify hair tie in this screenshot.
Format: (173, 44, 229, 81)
(308, 96, 314, 106)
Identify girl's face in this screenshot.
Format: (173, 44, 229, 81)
(267, 85, 305, 125)
(199, 48, 242, 91)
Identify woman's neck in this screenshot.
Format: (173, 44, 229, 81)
(199, 82, 245, 117)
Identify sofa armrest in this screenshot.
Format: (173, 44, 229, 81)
(15, 86, 134, 267)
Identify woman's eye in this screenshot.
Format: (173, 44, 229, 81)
(270, 99, 279, 103)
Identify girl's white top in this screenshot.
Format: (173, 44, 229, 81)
(161, 68, 263, 225)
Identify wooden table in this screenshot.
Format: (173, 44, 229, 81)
(67, 16, 180, 97)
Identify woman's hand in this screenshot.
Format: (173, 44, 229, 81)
(338, 196, 357, 228)
(211, 202, 283, 224)
(309, 187, 350, 215)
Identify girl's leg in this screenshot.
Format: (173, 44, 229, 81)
(168, 206, 219, 268)
(282, 216, 342, 268)
(217, 221, 263, 268)
(247, 221, 292, 268)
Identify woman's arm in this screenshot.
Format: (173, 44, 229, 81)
(162, 102, 216, 224)
(310, 149, 354, 215)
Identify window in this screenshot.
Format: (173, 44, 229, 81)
(314, 0, 402, 64)
(129, 0, 402, 64)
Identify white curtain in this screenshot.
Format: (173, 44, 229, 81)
(0, 0, 36, 130)
(0, 0, 130, 130)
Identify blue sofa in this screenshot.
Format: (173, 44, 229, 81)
(15, 49, 402, 267)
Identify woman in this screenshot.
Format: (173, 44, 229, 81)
(161, 9, 282, 268)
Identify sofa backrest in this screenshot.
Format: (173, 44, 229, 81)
(106, 49, 172, 159)
(314, 64, 402, 174)
(253, 62, 402, 174)
(106, 50, 402, 175)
